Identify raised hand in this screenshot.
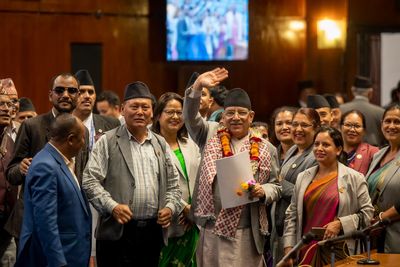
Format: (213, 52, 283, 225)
(192, 68, 229, 91)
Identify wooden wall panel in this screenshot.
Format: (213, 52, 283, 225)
(0, 0, 307, 121)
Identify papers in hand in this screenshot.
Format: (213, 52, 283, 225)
(216, 151, 259, 209)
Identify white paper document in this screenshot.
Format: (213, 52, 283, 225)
(216, 151, 259, 209)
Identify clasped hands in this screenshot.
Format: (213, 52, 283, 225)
(112, 204, 172, 228)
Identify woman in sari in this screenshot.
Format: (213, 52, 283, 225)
(270, 106, 297, 166)
(366, 104, 400, 253)
(271, 108, 319, 264)
(282, 126, 374, 267)
(341, 110, 379, 175)
(152, 92, 201, 266)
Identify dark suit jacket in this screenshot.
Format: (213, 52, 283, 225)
(92, 113, 120, 142)
(5, 111, 89, 238)
(16, 144, 91, 267)
(274, 144, 317, 236)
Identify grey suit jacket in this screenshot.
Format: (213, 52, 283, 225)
(340, 97, 385, 147)
(283, 163, 374, 254)
(274, 144, 317, 236)
(365, 146, 400, 253)
(183, 87, 282, 254)
(82, 125, 181, 244)
(168, 137, 201, 238)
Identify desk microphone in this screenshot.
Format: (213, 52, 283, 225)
(317, 230, 365, 246)
(362, 218, 391, 235)
(276, 232, 316, 267)
(358, 218, 391, 265)
(318, 218, 391, 247)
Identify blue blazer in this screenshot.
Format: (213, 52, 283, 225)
(16, 143, 91, 267)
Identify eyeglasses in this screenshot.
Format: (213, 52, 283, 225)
(292, 122, 313, 129)
(0, 101, 13, 109)
(10, 99, 19, 106)
(224, 110, 250, 119)
(79, 89, 96, 96)
(343, 123, 363, 130)
(163, 109, 183, 117)
(52, 86, 79, 95)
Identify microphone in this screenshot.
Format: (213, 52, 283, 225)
(317, 230, 365, 246)
(276, 232, 316, 267)
(362, 217, 391, 235)
(318, 218, 391, 247)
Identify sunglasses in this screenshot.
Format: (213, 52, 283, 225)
(52, 86, 79, 95)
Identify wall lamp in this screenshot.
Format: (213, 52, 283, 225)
(317, 19, 346, 49)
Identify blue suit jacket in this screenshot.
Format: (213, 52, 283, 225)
(16, 143, 91, 267)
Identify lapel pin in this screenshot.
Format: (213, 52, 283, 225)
(291, 163, 297, 169)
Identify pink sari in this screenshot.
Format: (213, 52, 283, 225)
(299, 172, 339, 266)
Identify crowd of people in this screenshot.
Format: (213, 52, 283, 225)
(0, 68, 399, 267)
(167, 0, 248, 60)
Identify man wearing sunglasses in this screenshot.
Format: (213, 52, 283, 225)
(5, 73, 89, 245)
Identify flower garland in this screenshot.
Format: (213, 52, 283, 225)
(217, 127, 261, 175)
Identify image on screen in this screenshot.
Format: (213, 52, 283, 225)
(166, 0, 249, 61)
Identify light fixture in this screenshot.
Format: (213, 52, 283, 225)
(317, 19, 346, 49)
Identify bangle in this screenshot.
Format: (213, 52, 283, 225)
(378, 212, 383, 222)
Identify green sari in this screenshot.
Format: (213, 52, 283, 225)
(159, 148, 199, 267)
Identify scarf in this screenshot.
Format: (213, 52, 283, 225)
(195, 129, 271, 239)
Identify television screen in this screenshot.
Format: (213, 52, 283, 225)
(166, 0, 249, 61)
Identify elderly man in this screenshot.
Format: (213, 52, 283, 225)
(82, 81, 181, 267)
(5, 73, 89, 242)
(184, 68, 281, 266)
(16, 114, 91, 267)
(0, 78, 21, 142)
(340, 76, 385, 146)
(0, 91, 18, 266)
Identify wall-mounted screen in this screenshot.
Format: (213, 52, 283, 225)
(167, 0, 249, 61)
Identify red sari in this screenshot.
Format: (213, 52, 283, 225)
(299, 172, 340, 266)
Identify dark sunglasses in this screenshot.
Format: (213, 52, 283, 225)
(53, 86, 79, 95)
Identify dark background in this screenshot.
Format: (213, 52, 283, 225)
(1, 0, 400, 121)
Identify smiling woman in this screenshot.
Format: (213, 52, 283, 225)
(151, 92, 200, 267)
(340, 110, 378, 175)
(365, 104, 400, 253)
(282, 126, 374, 267)
(271, 108, 320, 263)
